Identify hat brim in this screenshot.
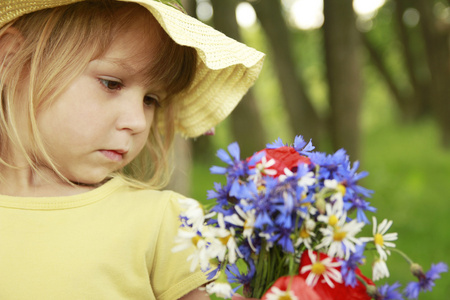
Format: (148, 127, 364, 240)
(0, 0, 265, 137)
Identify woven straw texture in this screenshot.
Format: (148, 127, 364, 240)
(0, 0, 264, 137)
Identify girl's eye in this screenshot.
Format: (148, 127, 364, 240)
(144, 95, 160, 108)
(99, 78, 123, 91)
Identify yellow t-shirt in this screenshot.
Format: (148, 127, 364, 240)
(0, 177, 208, 299)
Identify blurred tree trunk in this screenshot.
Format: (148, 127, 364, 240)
(363, 0, 431, 122)
(415, 0, 450, 148)
(360, 33, 409, 114)
(181, 0, 197, 17)
(392, 0, 430, 120)
(210, 0, 267, 157)
(250, 0, 321, 143)
(323, 0, 362, 159)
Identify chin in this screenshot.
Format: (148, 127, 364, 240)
(65, 170, 112, 186)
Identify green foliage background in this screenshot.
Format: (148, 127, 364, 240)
(189, 5, 450, 299)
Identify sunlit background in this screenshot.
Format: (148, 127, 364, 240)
(196, 0, 449, 31)
(196, 0, 389, 29)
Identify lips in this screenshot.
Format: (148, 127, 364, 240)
(99, 149, 127, 162)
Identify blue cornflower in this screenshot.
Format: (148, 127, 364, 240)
(270, 178, 299, 213)
(274, 210, 295, 229)
(229, 176, 258, 199)
(225, 260, 256, 287)
(344, 197, 376, 224)
(376, 282, 404, 300)
(266, 137, 287, 148)
(252, 176, 280, 229)
(293, 135, 315, 155)
(237, 238, 260, 260)
(404, 262, 448, 299)
(266, 226, 295, 253)
(210, 142, 261, 199)
(341, 243, 366, 287)
(337, 160, 373, 199)
(266, 135, 315, 155)
(309, 149, 348, 180)
(207, 182, 236, 216)
(206, 265, 221, 280)
(253, 208, 274, 229)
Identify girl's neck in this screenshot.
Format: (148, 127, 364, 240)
(0, 165, 96, 197)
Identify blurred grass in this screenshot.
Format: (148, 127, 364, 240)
(191, 118, 450, 299)
(359, 118, 450, 299)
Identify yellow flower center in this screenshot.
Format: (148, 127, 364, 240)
(279, 294, 294, 300)
(374, 233, 384, 246)
(244, 220, 253, 231)
(219, 234, 231, 245)
(300, 228, 310, 238)
(301, 201, 311, 207)
(329, 215, 339, 226)
(192, 235, 201, 247)
(337, 184, 346, 196)
(333, 229, 347, 241)
(311, 262, 326, 275)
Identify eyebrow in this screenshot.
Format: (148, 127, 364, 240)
(94, 58, 169, 100)
(101, 58, 140, 75)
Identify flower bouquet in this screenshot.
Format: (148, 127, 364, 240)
(172, 136, 447, 299)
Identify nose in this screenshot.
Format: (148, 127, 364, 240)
(116, 94, 152, 134)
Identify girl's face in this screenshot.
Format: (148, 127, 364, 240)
(35, 17, 165, 185)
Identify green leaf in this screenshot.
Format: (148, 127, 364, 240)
(156, 0, 186, 14)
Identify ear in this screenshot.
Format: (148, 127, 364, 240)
(0, 27, 25, 67)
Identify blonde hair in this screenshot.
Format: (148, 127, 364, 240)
(0, 0, 197, 189)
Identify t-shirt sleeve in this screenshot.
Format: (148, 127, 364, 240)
(149, 192, 208, 300)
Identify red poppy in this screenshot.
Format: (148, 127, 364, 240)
(252, 147, 311, 177)
(261, 275, 321, 300)
(298, 251, 374, 300)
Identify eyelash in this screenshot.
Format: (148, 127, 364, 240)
(99, 78, 122, 91)
(99, 78, 160, 108)
(143, 95, 160, 108)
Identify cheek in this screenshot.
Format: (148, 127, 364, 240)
(125, 115, 154, 163)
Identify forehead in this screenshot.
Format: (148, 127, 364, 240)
(99, 6, 164, 84)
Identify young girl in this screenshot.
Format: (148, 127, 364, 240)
(0, 0, 264, 299)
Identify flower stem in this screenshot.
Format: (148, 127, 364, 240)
(390, 248, 414, 265)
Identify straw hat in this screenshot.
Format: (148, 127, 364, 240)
(0, 0, 264, 138)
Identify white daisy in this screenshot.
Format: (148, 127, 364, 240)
(317, 203, 344, 227)
(279, 167, 295, 182)
(316, 214, 364, 260)
(324, 179, 345, 210)
(300, 250, 342, 288)
(361, 217, 398, 260)
(172, 228, 209, 272)
(295, 219, 316, 249)
(172, 228, 200, 253)
(264, 287, 299, 300)
(297, 169, 316, 189)
(205, 280, 234, 299)
(259, 232, 275, 251)
(372, 258, 390, 281)
(178, 198, 209, 230)
(298, 199, 317, 219)
(224, 204, 257, 250)
(208, 213, 242, 264)
(255, 155, 277, 176)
